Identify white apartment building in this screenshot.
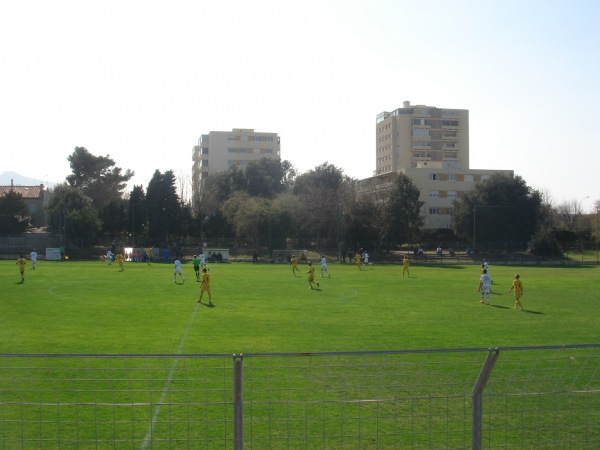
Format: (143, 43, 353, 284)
(192, 128, 280, 209)
(360, 101, 513, 229)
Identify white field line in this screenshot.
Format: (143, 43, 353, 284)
(140, 302, 201, 450)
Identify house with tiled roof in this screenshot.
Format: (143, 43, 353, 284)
(0, 181, 49, 227)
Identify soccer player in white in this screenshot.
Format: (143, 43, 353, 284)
(173, 258, 185, 283)
(320, 255, 330, 277)
(200, 252, 207, 268)
(483, 259, 493, 283)
(30, 249, 38, 269)
(478, 269, 491, 305)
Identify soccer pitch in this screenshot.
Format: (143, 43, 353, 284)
(1, 260, 600, 448)
(2, 259, 600, 354)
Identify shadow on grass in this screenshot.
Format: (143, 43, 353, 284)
(487, 304, 510, 309)
(197, 301, 215, 308)
(522, 309, 543, 315)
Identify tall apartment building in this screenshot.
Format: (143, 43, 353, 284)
(191, 128, 281, 209)
(360, 101, 513, 229)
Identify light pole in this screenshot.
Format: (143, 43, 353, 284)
(596, 205, 599, 265)
(337, 203, 342, 262)
(473, 206, 477, 249)
(578, 196, 589, 261)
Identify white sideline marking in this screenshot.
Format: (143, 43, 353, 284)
(141, 302, 201, 450)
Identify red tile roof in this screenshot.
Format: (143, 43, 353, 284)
(0, 185, 45, 199)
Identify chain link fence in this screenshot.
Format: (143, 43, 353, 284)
(1, 344, 598, 449)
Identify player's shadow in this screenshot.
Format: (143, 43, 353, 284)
(489, 304, 510, 309)
(197, 301, 215, 308)
(522, 309, 543, 315)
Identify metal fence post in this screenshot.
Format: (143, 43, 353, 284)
(233, 354, 244, 450)
(472, 348, 499, 450)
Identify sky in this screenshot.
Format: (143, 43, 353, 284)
(1, 0, 599, 212)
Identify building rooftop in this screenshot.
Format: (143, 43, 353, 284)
(0, 184, 45, 199)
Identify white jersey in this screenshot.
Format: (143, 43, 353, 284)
(200, 254, 206, 265)
(30, 251, 38, 261)
(480, 273, 491, 292)
(174, 259, 182, 273)
(321, 257, 327, 268)
(363, 252, 369, 263)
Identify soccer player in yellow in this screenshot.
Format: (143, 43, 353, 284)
(145, 247, 153, 265)
(290, 254, 300, 277)
(403, 255, 410, 277)
(307, 261, 320, 289)
(16, 254, 27, 283)
(508, 274, 524, 311)
(197, 267, 213, 306)
(116, 253, 125, 271)
(355, 251, 362, 270)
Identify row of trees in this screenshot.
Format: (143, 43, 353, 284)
(1, 147, 598, 257)
(40, 148, 428, 250)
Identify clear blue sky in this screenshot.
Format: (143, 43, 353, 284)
(1, 0, 598, 211)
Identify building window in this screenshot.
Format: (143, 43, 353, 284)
(442, 120, 459, 127)
(429, 208, 440, 215)
(412, 119, 430, 126)
(227, 136, 237, 141)
(413, 141, 431, 147)
(448, 174, 457, 181)
(447, 191, 457, 198)
(443, 162, 461, 169)
(412, 129, 430, 136)
(429, 190, 440, 198)
(228, 148, 236, 153)
(481, 175, 490, 181)
(464, 175, 474, 182)
(429, 173, 439, 181)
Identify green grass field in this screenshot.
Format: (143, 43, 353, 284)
(2, 259, 599, 354)
(1, 259, 599, 448)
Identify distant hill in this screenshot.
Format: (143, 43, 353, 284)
(0, 171, 57, 188)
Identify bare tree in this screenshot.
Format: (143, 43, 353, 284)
(555, 198, 587, 231)
(176, 170, 192, 207)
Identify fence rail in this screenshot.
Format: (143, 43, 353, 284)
(1, 344, 599, 449)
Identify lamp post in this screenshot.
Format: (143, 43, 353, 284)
(337, 203, 342, 262)
(596, 206, 599, 265)
(578, 196, 589, 261)
(473, 206, 477, 249)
